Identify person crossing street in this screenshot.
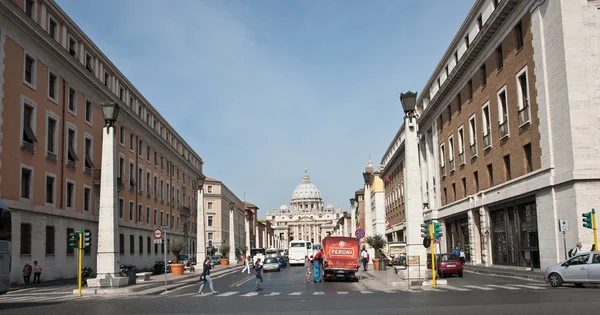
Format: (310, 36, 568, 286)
(198, 257, 218, 295)
(254, 258, 264, 291)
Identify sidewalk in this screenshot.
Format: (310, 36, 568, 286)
(357, 266, 411, 291)
(463, 264, 545, 281)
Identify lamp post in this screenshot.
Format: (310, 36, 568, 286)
(350, 198, 357, 236)
(196, 177, 206, 262)
(87, 102, 128, 289)
(229, 201, 237, 263)
(399, 91, 427, 282)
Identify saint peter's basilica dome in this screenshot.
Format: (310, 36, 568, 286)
(291, 169, 322, 201)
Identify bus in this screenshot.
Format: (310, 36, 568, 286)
(265, 248, 281, 258)
(0, 200, 11, 295)
(288, 240, 312, 265)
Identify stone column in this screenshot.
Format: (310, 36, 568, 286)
(245, 215, 250, 256)
(196, 187, 206, 260)
(344, 219, 349, 237)
(350, 202, 356, 237)
(229, 207, 237, 263)
(468, 209, 481, 264)
(88, 121, 128, 288)
(262, 229, 267, 248)
(479, 205, 491, 266)
(255, 226, 260, 249)
(400, 112, 427, 281)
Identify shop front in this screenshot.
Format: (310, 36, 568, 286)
(445, 215, 470, 261)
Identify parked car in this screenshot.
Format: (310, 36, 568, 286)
(277, 256, 287, 268)
(263, 257, 281, 272)
(427, 253, 463, 277)
(545, 251, 600, 287)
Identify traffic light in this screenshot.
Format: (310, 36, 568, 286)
(69, 232, 80, 248)
(583, 211, 593, 229)
(433, 222, 443, 239)
(83, 231, 92, 248)
(421, 223, 430, 239)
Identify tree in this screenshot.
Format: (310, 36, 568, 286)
(365, 234, 387, 258)
(239, 244, 248, 257)
(219, 243, 230, 258)
(170, 236, 188, 263)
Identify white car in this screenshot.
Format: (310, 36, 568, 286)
(263, 257, 281, 272)
(544, 251, 600, 287)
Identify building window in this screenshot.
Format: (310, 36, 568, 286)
(447, 105, 451, 122)
(146, 206, 150, 224)
(146, 146, 151, 162)
(504, 155, 512, 181)
(83, 186, 91, 211)
(462, 177, 467, 198)
(129, 201, 134, 221)
(467, 79, 473, 100)
(129, 161, 136, 188)
(443, 188, 448, 205)
(85, 100, 92, 124)
(515, 20, 524, 50)
(138, 167, 143, 192)
(208, 215, 213, 227)
(119, 87, 124, 101)
(439, 143, 446, 176)
(497, 86, 509, 138)
(160, 179, 164, 201)
(20, 166, 32, 199)
(516, 66, 531, 126)
(154, 152, 157, 166)
(67, 126, 78, 166)
(21, 223, 32, 255)
(453, 51, 458, 65)
(477, 14, 483, 31)
(154, 209, 158, 225)
(496, 45, 503, 70)
(452, 183, 456, 201)
(139, 236, 143, 254)
(160, 211, 164, 226)
(457, 93, 462, 112)
(68, 37, 77, 58)
(104, 72, 109, 87)
(85, 53, 93, 73)
(487, 163, 494, 187)
(464, 34, 470, 48)
(66, 181, 75, 208)
(207, 186, 213, 193)
(68, 87, 77, 114)
(119, 198, 124, 219)
(45, 174, 55, 204)
(146, 171, 151, 194)
(48, 72, 58, 102)
(147, 237, 151, 254)
(448, 135, 455, 171)
(119, 126, 125, 145)
(48, 16, 58, 40)
(469, 114, 477, 157)
(129, 96, 134, 108)
(119, 234, 124, 254)
(458, 126, 465, 165)
(524, 143, 533, 173)
(66, 228, 75, 255)
(21, 100, 37, 149)
(84, 136, 94, 170)
(130, 134, 135, 152)
(24, 54, 36, 88)
(45, 226, 55, 255)
(138, 139, 143, 156)
(482, 103, 491, 149)
(474, 171, 479, 192)
(481, 64, 487, 86)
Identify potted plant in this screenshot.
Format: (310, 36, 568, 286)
(219, 243, 230, 266)
(365, 234, 387, 271)
(169, 236, 188, 276)
(239, 245, 248, 263)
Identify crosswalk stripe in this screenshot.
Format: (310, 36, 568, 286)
(421, 287, 443, 291)
(337, 291, 349, 295)
(240, 292, 259, 297)
(442, 285, 471, 291)
(218, 292, 239, 297)
(264, 292, 281, 296)
(289, 292, 302, 296)
(463, 285, 495, 291)
(486, 285, 520, 290)
(313, 291, 324, 295)
(360, 290, 373, 294)
(510, 284, 546, 290)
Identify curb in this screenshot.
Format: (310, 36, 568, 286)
(464, 268, 545, 282)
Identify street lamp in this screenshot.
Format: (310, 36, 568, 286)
(100, 102, 120, 129)
(349, 198, 357, 235)
(399, 91, 418, 114)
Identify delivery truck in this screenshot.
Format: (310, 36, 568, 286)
(322, 236, 360, 282)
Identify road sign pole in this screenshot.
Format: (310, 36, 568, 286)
(429, 220, 436, 288)
(78, 228, 83, 297)
(163, 228, 168, 293)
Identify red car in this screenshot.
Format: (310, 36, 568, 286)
(427, 253, 463, 277)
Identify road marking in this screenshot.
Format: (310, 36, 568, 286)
(421, 287, 443, 291)
(218, 291, 239, 296)
(360, 290, 373, 294)
(240, 292, 259, 297)
(486, 284, 520, 290)
(289, 292, 302, 295)
(463, 285, 495, 291)
(264, 292, 281, 296)
(382, 290, 397, 294)
(337, 291, 349, 295)
(233, 276, 256, 287)
(510, 284, 546, 290)
(313, 291, 325, 295)
(441, 285, 471, 291)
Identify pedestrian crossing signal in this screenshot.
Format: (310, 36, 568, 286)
(583, 211, 593, 229)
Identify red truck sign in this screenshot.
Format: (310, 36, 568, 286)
(322, 236, 360, 281)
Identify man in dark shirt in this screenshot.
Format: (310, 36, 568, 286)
(254, 258, 264, 291)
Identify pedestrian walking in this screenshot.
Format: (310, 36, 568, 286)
(453, 247, 461, 257)
(241, 256, 251, 274)
(32, 261, 42, 285)
(254, 258, 264, 291)
(198, 257, 218, 295)
(22, 263, 32, 284)
(568, 242, 583, 258)
(591, 244, 596, 251)
(459, 249, 466, 264)
(304, 255, 312, 281)
(360, 249, 369, 271)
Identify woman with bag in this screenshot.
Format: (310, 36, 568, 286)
(198, 257, 218, 295)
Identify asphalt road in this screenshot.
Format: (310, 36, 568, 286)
(1, 265, 599, 314)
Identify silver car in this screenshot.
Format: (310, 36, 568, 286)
(544, 251, 600, 287)
(263, 257, 281, 272)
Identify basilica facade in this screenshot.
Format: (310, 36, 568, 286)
(267, 170, 344, 249)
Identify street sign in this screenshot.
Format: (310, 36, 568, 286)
(434, 238, 441, 244)
(153, 228, 163, 239)
(559, 219, 568, 233)
(153, 239, 163, 244)
(355, 228, 365, 239)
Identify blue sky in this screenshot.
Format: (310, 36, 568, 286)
(56, 0, 474, 218)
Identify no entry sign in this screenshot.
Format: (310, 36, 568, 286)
(153, 228, 163, 239)
(355, 228, 365, 239)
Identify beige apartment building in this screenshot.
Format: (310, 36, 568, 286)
(379, 0, 600, 270)
(203, 178, 247, 258)
(0, 0, 205, 282)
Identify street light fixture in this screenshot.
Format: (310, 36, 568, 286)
(197, 177, 205, 191)
(350, 198, 356, 208)
(399, 91, 418, 114)
(229, 201, 235, 210)
(100, 102, 120, 129)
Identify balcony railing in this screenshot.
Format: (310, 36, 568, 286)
(498, 121, 509, 138)
(518, 106, 530, 126)
(470, 143, 477, 157)
(459, 152, 465, 165)
(483, 133, 491, 149)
